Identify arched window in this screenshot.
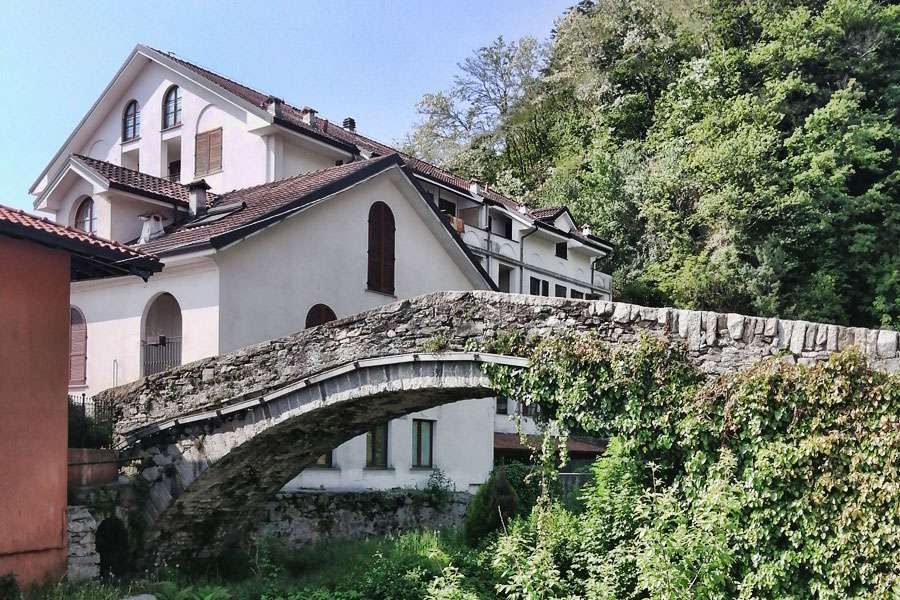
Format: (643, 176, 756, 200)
(367, 202, 395, 294)
(74, 197, 96, 235)
(141, 293, 182, 375)
(305, 304, 337, 329)
(69, 307, 87, 386)
(162, 86, 182, 129)
(122, 100, 140, 141)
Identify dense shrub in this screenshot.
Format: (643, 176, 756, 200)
(463, 468, 520, 547)
(486, 334, 900, 598)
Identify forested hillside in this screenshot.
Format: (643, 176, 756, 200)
(403, 0, 900, 329)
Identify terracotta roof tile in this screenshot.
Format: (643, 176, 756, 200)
(137, 155, 398, 255)
(73, 154, 191, 206)
(0, 203, 159, 266)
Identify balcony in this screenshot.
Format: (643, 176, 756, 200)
(141, 335, 182, 376)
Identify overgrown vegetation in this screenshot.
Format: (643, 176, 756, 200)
(405, 0, 900, 329)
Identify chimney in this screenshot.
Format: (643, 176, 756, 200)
(187, 179, 211, 216)
(343, 117, 356, 131)
(582, 224, 592, 237)
(137, 214, 167, 244)
(301, 106, 317, 126)
(266, 96, 284, 118)
(469, 180, 483, 199)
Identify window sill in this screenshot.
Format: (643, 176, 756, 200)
(364, 466, 394, 472)
(307, 465, 340, 471)
(365, 288, 397, 299)
(121, 137, 141, 146)
(161, 123, 182, 133)
(195, 168, 223, 178)
(68, 384, 89, 391)
(410, 466, 436, 471)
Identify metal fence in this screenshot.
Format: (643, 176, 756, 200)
(141, 335, 182, 376)
(68, 393, 115, 449)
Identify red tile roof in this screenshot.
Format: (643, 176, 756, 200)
(73, 154, 191, 206)
(137, 155, 400, 255)
(0, 203, 161, 280)
(530, 206, 566, 221)
(148, 49, 554, 219)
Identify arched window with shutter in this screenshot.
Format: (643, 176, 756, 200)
(162, 85, 182, 129)
(70, 307, 87, 386)
(305, 304, 337, 329)
(367, 202, 395, 294)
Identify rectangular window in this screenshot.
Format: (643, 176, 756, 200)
(168, 160, 181, 183)
(195, 128, 223, 176)
(411, 419, 434, 468)
(438, 197, 457, 216)
(541, 280, 550, 296)
(498, 264, 513, 293)
(571, 290, 584, 299)
(529, 276, 541, 295)
(585, 293, 600, 301)
(315, 450, 333, 468)
(555, 242, 568, 259)
(496, 397, 508, 415)
(366, 423, 389, 468)
(555, 284, 567, 298)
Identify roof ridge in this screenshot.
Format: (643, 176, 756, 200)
(149, 47, 270, 107)
(216, 153, 397, 201)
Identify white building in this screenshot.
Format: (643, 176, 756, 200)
(32, 45, 612, 493)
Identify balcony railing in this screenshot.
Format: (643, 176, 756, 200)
(141, 335, 182, 376)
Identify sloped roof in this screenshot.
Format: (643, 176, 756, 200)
(73, 154, 192, 206)
(0, 203, 161, 280)
(493, 432, 606, 455)
(137, 155, 398, 255)
(146, 47, 602, 237)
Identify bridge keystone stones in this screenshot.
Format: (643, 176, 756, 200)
(96, 291, 900, 562)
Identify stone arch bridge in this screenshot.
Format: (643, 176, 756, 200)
(97, 291, 900, 563)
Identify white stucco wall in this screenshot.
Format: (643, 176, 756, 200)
(214, 171, 476, 352)
(69, 256, 220, 397)
(76, 60, 268, 195)
(287, 398, 496, 494)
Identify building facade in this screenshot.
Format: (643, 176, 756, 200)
(30, 45, 612, 492)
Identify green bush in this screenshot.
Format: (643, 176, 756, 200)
(0, 574, 20, 600)
(463, 469, 520, 547)
(486, 334, 900, 598)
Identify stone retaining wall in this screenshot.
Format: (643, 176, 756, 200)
(67, 507, 99, 582)
(255, 490, 471, 547)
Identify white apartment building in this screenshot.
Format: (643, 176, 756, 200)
(31, 45, 612, 492)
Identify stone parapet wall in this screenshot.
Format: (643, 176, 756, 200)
(100, 291, 900, 438)
(255, 490, 471, 547)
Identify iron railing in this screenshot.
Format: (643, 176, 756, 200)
(68, 393, 115, 449)
(141, 335, 182, 376)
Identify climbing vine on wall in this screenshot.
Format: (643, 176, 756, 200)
(484, 334, 900, 598)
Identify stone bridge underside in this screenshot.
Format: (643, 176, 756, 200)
(97, 291, 900, 563)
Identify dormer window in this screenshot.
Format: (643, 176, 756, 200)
(163, 86, 182, 129)
(74, 197, 96, 235)
(123, 100, 140, 141)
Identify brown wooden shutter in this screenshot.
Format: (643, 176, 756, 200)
(69, 308, 87, 385)
(195, 131, 210, 176)
(209, 128, 223, 173)
(367, 202, 395, 294)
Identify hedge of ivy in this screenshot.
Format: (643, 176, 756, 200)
(485, 334, 900, 598)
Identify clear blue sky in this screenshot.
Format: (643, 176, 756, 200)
(0, 0, 571, 211)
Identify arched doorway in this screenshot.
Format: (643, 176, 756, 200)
(96, 516, 130, 578)
(305, 303, 337, 329)
(141, 293, 182, 376)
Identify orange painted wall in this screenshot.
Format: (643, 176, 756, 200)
(0, 236, 70, 585)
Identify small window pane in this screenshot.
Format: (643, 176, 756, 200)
(366, 423, 389, 468)
(529, 277, 541, 296)
(412, 420, 434, 468)
(496, 397, 508, 415)
(555, 284, 567, 298)
(555, 242, 568, 259)
(163, 86, 182, 128)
